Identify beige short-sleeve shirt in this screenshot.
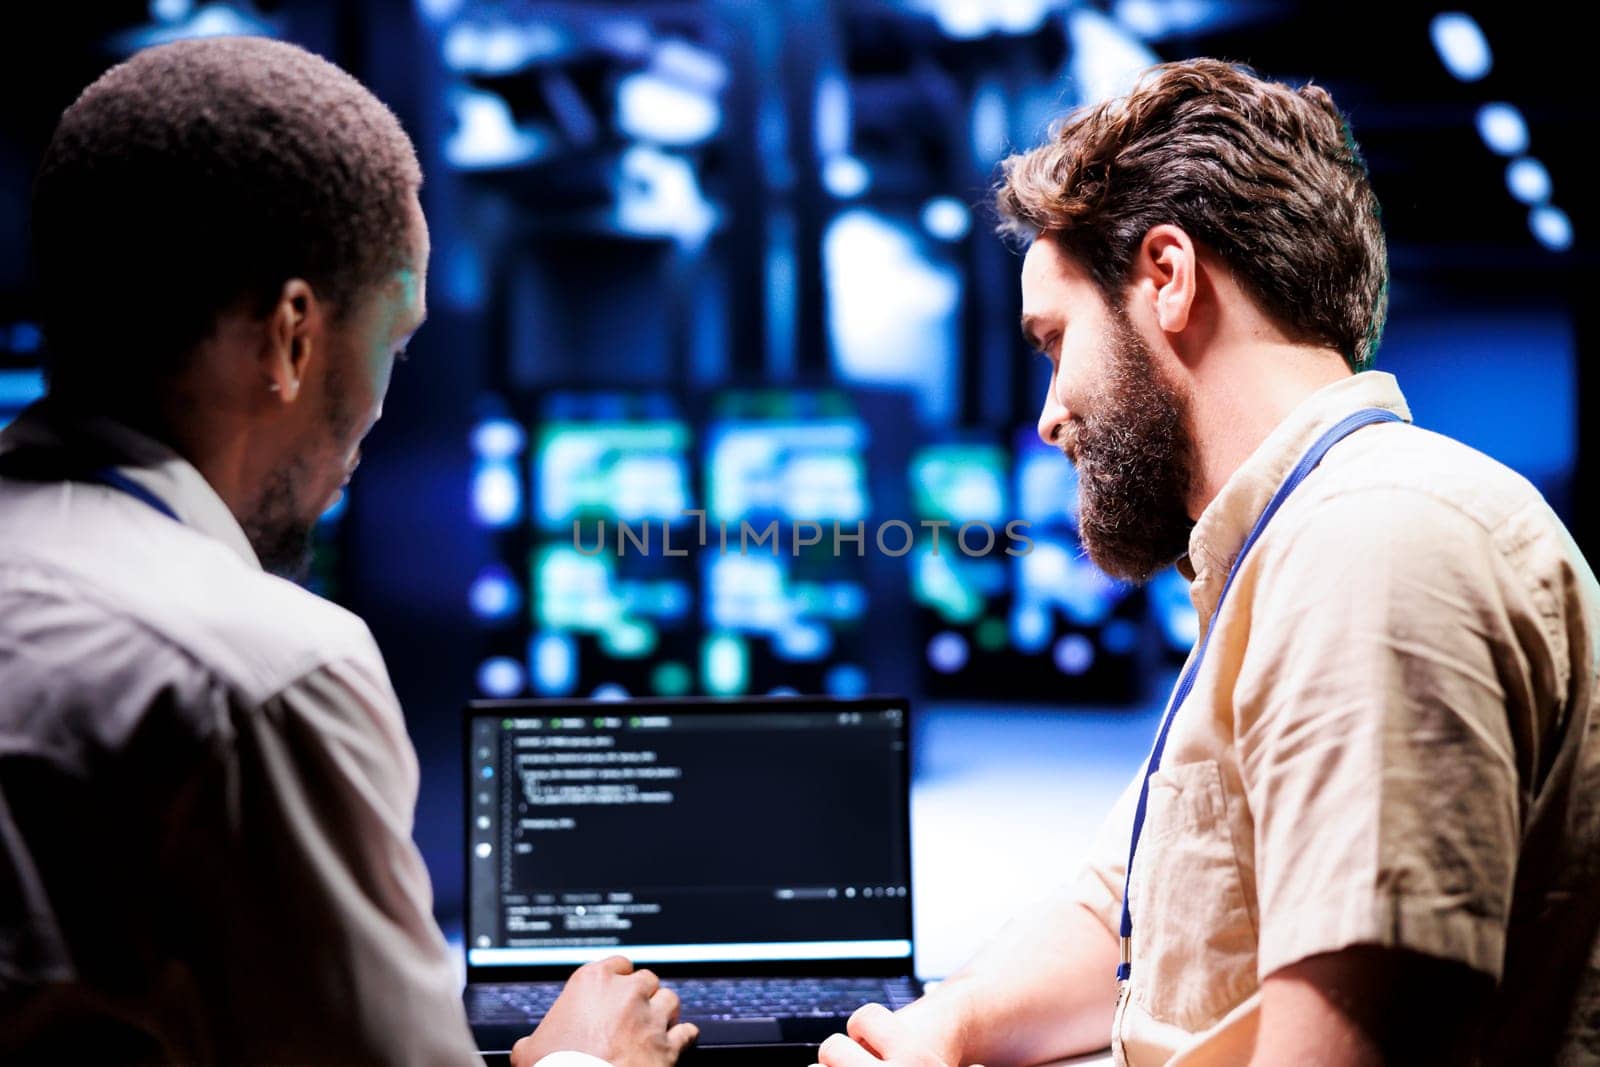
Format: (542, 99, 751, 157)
(1072, 371, 1600, 1065)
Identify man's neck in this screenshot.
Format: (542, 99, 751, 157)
(48, 387, 255, 522)
(1183, 341, 1354, 519)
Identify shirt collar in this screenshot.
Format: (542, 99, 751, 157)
(0, 401, 262, 570)
(1182, 370, 1411, 623)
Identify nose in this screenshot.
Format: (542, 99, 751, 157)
(1037, 369, 1070, 447)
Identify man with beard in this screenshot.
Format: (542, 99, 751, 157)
(0, 38, 694, 1067)
(818, 59, 1600, 1067)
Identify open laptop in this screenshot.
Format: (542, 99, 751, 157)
(462, 695, 922, 1062)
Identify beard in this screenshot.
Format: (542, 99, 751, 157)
(1068, 309, 1197, 584)
(242, 361, 357, 583)
(242, 455, 318, 582)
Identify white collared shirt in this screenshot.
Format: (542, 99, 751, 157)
(0, 402, 604, 1066)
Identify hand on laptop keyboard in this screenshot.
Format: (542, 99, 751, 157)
(507, 956, 698, 1067)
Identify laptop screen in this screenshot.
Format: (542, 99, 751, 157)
(465, 697, 912, 972)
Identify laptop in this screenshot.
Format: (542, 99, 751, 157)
(462, 695, 922, 1062)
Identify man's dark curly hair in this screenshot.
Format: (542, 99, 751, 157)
(996, 58, 1387, 372)
(31, 35, 422, 397)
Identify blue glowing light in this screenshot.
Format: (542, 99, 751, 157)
(0, 369, 46, 410)
(477, 656, 526, 698)
(1430, 12, 1491, 82)
(442, 21, 566, 75)
(472, 462, 523, 526)
(1507, 158, 1552, 205)
(816, 75, 851, 157)
(1476, 103, 1528, 156)
(472, 417, 526, 461)
(1150, 568, 1199, 650)
(445, 90, 547, 170)
(6, 322, 41, 354)
(1066, 8, 1160, 105)
(1101, 618, 1140, 656)
(970, 80, 1009, 164)
(117, 1, 274, 49)
(704, 632, 748, 695)
(591, 683, 630, 702)
(615, 145, 716, 247)
(318, 491, 347, 525)
(149, 0, 191, 22)
(530, 632, 577, 695)
(469, 564, 521, 621)
(1529, 206, 1574, 252)
(824, 210, 960, 423)
(822, 155, 871, 198)
(921, 197, 972, 242)
(617, 73, 722, 145)
(1012, 602, 1051, 654)
(927, 631, 970, 673)
(1053, 634, 1095, 675)
(824, 663, 869, 698)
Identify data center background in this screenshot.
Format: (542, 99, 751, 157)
(1, 1, 1592, 971)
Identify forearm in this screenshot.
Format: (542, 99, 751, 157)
(917, 900, 1120, 1066)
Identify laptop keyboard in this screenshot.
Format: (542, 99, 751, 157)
(469, 975, 920, 1023)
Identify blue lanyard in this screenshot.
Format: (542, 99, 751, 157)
(0, 446, 181, 523)
(89, 467, 182, 523)
(1115, 406, 1402, 984)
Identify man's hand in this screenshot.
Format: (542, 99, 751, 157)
(815, 1003, 960, 1067)
(509, 956, 698, 1067)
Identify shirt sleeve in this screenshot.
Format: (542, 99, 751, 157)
(1233, 486, 1532, 981)
(188, 653, 487, 1065)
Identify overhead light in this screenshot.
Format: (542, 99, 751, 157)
(1506, 158, 1552, 205)
(472, 462, 523, 526)
(469, 564, 522, 621)
(921, 196, 972, 241)
(476, 657, 526, 698)
(927, 631, 970, 673)
(149, 0, 192, 22)
(615, 145, 717, 247)
(445, 90, 547, 169)
(815, 75, 851, 158)
(530, 632, 577, 695)
(442, 21, 566, 74)
(1430, 12, 1492, 82)
(472, 417, 526, 461)
(116, 2, 275, 49)
(617, 73, 721, 145)
(822, 155, 870, 198)
(1529, 205, 1573, 252)
(1066, 8, 1161, 105)
(1475, 103, 1528, 156)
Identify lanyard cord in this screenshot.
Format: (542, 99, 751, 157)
(0, 448, 181, 523)
(1115, 407, 1403, 984)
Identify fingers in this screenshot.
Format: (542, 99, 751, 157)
(818, 1032, 883, 1067)
(847, 1002, 899, 1057)
(591, 954, 634, 975)
(666, 1021, 699, 1058)
(649, 984, 681, 1026)
(633, 966, 661, 999)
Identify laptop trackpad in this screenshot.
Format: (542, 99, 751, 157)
(691, 1017, 784, 1044)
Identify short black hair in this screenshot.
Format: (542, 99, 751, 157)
(31, 35, 422, 396)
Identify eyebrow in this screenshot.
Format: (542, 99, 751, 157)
(1020, 312, 1048, 352)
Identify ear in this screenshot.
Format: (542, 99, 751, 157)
(262, 279, 320, 405)
(1131, 224, 1199, 335)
